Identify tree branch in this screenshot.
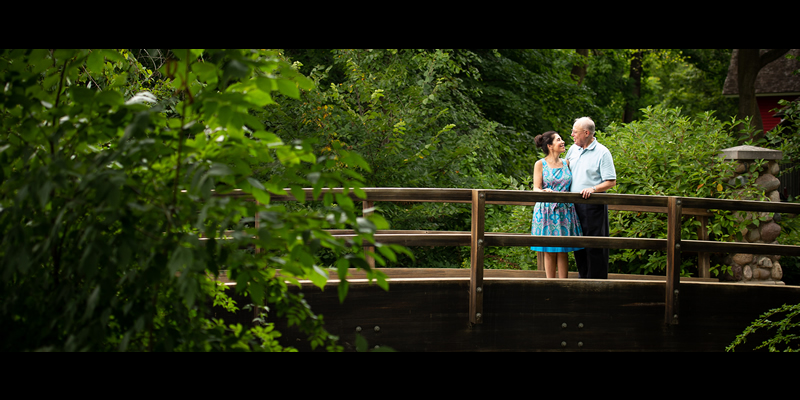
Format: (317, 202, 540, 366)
(759, 49, 790, 69)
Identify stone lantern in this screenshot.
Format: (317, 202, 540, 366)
(719, 145, 784, 284)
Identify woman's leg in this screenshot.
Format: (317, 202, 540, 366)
(557, 252, 569, 278)
(544, 252, 558, 278)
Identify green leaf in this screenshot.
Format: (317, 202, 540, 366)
(308, 265, 329, 289)
(245, 90, 274, 107)
(255, 77, 277, 92)
(208, 163, 234, 177)
(251, 187, 271, 205)
(355, 333, 368, 352)
(277, 79, 299, 99)
(368, 213, 390, 230)
(86, 50, 105, 74)
(377, 244, 397, 263)
(337, 280, 349, 304)
(290, 186, 306, 203)
(168, 246, 193, 275)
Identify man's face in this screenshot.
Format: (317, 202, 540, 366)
(572, 123, 589, 148)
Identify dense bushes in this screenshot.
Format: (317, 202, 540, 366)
(603, 106, 763, 276)
(0, 49, 406, 351)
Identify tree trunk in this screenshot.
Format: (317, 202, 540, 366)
(623, 50, 644, 123)
(736, 49, 790, 140)
(570, 49, 588, 85)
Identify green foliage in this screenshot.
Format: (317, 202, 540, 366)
(262, 50, 753, 273)
(726, 303, 800, 352)
(0, 49, 405, 351)
(260, 49, 532, 268)
(462, 49, 599, 141)
(641, 49, 738, 123)
(603, 106, 761, 276)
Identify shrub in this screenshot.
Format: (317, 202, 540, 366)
(602, 106, 761, 276)
(0, 49, 407, 351)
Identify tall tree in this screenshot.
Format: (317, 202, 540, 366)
(736, 49, 790, 138)
(570, 49, 588, 85)
(623, 50, 645, 123)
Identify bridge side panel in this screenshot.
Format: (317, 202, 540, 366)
(232, 279, 800, 351)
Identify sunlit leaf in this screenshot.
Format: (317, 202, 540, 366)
(277, 79, 299, 99)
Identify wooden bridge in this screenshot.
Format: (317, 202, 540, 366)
(213, 188, 800, 351)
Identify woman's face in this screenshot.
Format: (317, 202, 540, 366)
(548, 134, 566, 155)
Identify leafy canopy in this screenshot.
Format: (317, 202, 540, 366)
(0, 49, 407, 351)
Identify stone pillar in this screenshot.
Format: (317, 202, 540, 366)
(719, 145, 784, 284)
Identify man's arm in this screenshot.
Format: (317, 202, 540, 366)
(579, 179, 616, 199)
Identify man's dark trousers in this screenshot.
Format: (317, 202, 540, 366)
(574, 203, 609, 279)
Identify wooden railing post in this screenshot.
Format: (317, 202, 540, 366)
(254, 199, 261, 255)
(470, 190, 485, 326)
(697, 215, 709, 278)
(363, 200, 375, 269)
(666, 197, 682, 325)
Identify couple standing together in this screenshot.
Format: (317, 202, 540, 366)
(531, 117, 617, 279)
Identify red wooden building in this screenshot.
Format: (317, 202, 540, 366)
(722, 49, 800, 133)
(723, 49, 800, 199)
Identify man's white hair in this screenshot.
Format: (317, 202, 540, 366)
(574, 117, 595, 135)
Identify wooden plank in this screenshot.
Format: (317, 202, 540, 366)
(207, 188, 800, 216)
(681, 196, 800, 214)
(363, 200, 375, 269)
(470, 190, 486, 326)
(205, 230, 800, 258)
(322, 268, 719, 282)
(697, 216, 710, 278)
(537, 251, 544, 271)
(330, 233, 667, 250)
(254, 199, 261, 255)
(484, 234, 666, 250)
(246, 278, 800, 352)
(666, 197, 681, 325)
(268, 188, 474, 203)
(609, 205, 713, 216)
(484, 190, 668, 207)
(680, 239, 800, 256)
(325, 230, 469, 235)
(339, 233, 472, 247)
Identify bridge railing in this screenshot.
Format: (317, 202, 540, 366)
(219, 187, 800, 327)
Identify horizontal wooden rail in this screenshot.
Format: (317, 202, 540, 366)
(211, 187, 800, 214)
(209, 187, 800, 328)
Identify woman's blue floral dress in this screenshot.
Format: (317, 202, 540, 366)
(531, 158, 583, 252)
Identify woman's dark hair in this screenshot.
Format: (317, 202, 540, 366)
(534, 131, 558, 156)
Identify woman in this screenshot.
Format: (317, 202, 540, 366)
(531, 131, 583, 278)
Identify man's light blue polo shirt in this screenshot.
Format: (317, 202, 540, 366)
(565, 138, 616, 193)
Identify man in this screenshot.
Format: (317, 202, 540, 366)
(565, 117, 616, 279)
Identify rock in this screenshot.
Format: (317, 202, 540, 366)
(768, 190, 781, 202)
(757, 257, 773, 268)
(729, 175, 748, 188)
(760, 221, 781, 243)
(731, 264, 743, 281)
(744, 265, 752, 280)
(768, 161, 780, 175)
(756, 268, 772, 280)
(735, 162, 748, 174)
(773, 263, 783, 280)
(755, 174, 780, 192)
(732, 253, 753, 265)
(746, 227, 761, 242)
